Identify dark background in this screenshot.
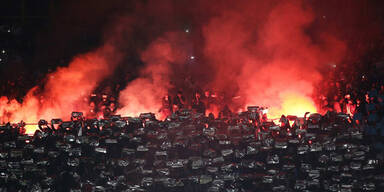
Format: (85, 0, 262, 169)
(1, 0, 384, 99)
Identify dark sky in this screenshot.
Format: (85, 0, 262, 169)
(1, 0, 135, 68)
(1, 0, 384, 77)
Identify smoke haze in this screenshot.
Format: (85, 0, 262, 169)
(1, 0, 383, 133)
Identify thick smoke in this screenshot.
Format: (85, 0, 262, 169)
(1, 0, 382, 133)
(115, 0, 338, 119)
(201, 0, 346, 117)
(0, 17, 130, 134)
(0, 44, 121, 133)
(117, 32, 189, 118)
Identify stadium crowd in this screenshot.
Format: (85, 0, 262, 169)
(1, 61, 384, 191)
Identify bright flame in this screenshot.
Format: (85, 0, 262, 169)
(25, 125, 38, 135)
(205, 105, 219, 118)
(268, 92, 317, 119)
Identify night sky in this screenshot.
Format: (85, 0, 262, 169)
(1, 0, 384, 67)
(1, 0, 384, 97)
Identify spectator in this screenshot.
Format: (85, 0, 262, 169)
(191, 92, 205, 114)
(173, 91, 186, 110)
(160, 95, 172, 117)
(333, 95, 342, 113)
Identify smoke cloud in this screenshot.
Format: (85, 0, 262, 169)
(0, 44, 121, 132)
(117, 32, 189, 118)
(1, 0, 383, 133)
(201, 0, 346, 117)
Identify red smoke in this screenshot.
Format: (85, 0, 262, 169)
(1, 45, 121, 134)
(117, 32, 189, 119)
(0, 0, 381, 133)
(201, 0, 346, 117)
(116, 0, 345, 119)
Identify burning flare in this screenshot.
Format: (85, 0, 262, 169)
(267, 92, 317, 119)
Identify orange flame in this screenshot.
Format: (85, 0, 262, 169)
(267, 92, 317, 119)
(24, 125, 39, 135)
